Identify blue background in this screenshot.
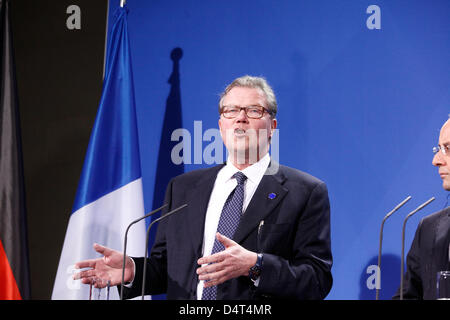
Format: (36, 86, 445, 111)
(108, 0, 450, 299)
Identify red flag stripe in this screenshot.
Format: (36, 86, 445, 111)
(0, 240, 22, 300)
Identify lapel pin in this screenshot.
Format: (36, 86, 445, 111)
(268, 192, 277, 200)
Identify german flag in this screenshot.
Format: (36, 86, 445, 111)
(0, 0, 30, 300)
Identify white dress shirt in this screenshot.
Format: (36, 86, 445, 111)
(197, 153, 271, 299)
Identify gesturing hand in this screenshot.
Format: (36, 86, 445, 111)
(73, 243, 135, 287)
(196, 233, 257, 288)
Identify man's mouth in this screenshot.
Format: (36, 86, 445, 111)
(234, 128, 246, 136)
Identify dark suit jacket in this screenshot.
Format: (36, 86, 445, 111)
(123, 163, 333, 300)
(393, 207, 450, 300)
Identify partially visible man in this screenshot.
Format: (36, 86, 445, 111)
(393, 118, 450, 299)
(74, 75, 333, 300)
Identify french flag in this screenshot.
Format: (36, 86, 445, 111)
(52, 6, 147, 300)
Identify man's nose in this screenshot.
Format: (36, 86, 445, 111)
(432, 152, 445, 167)
(235, 109, 249, 121)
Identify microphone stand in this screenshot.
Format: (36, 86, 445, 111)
(141, 204, 188, 300)
(376, 196, 411, 300)
(400, 197, 435, 300)
(120, 203, 168, 300)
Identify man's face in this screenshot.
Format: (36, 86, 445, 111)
(218, 86, 277, 165)
(432, 120, 450, 191)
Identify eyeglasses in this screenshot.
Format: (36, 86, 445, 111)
(220, 105, 271, 119)
(432, 144, 450, 156)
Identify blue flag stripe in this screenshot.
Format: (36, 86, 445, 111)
(72, 7, 140, 213)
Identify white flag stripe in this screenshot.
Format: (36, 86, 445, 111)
(52, 178, 146, 300)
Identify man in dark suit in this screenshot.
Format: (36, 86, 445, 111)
(393, 119, 450, 300)
(74, 75, 333, 300)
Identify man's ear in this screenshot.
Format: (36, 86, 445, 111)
(271, 118, 277, 135)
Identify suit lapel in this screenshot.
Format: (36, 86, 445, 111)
(233, 167, 288, 244)
(186, 165, 224, 256)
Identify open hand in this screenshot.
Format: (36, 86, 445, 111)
(196, 233, 257, 288)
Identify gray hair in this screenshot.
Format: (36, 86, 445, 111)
(218, 75, 277, 118)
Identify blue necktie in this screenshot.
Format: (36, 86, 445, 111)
(201, 171, 247, 300)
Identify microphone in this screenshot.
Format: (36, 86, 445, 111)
(141, 203, 188, 300)
(376, 196, 411, 300)
(120, 203, 168, 300)
(400, 197, 435, 300)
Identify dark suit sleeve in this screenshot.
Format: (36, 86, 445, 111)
(256, 181, 333, 299)
(392, 219, 424, 300)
